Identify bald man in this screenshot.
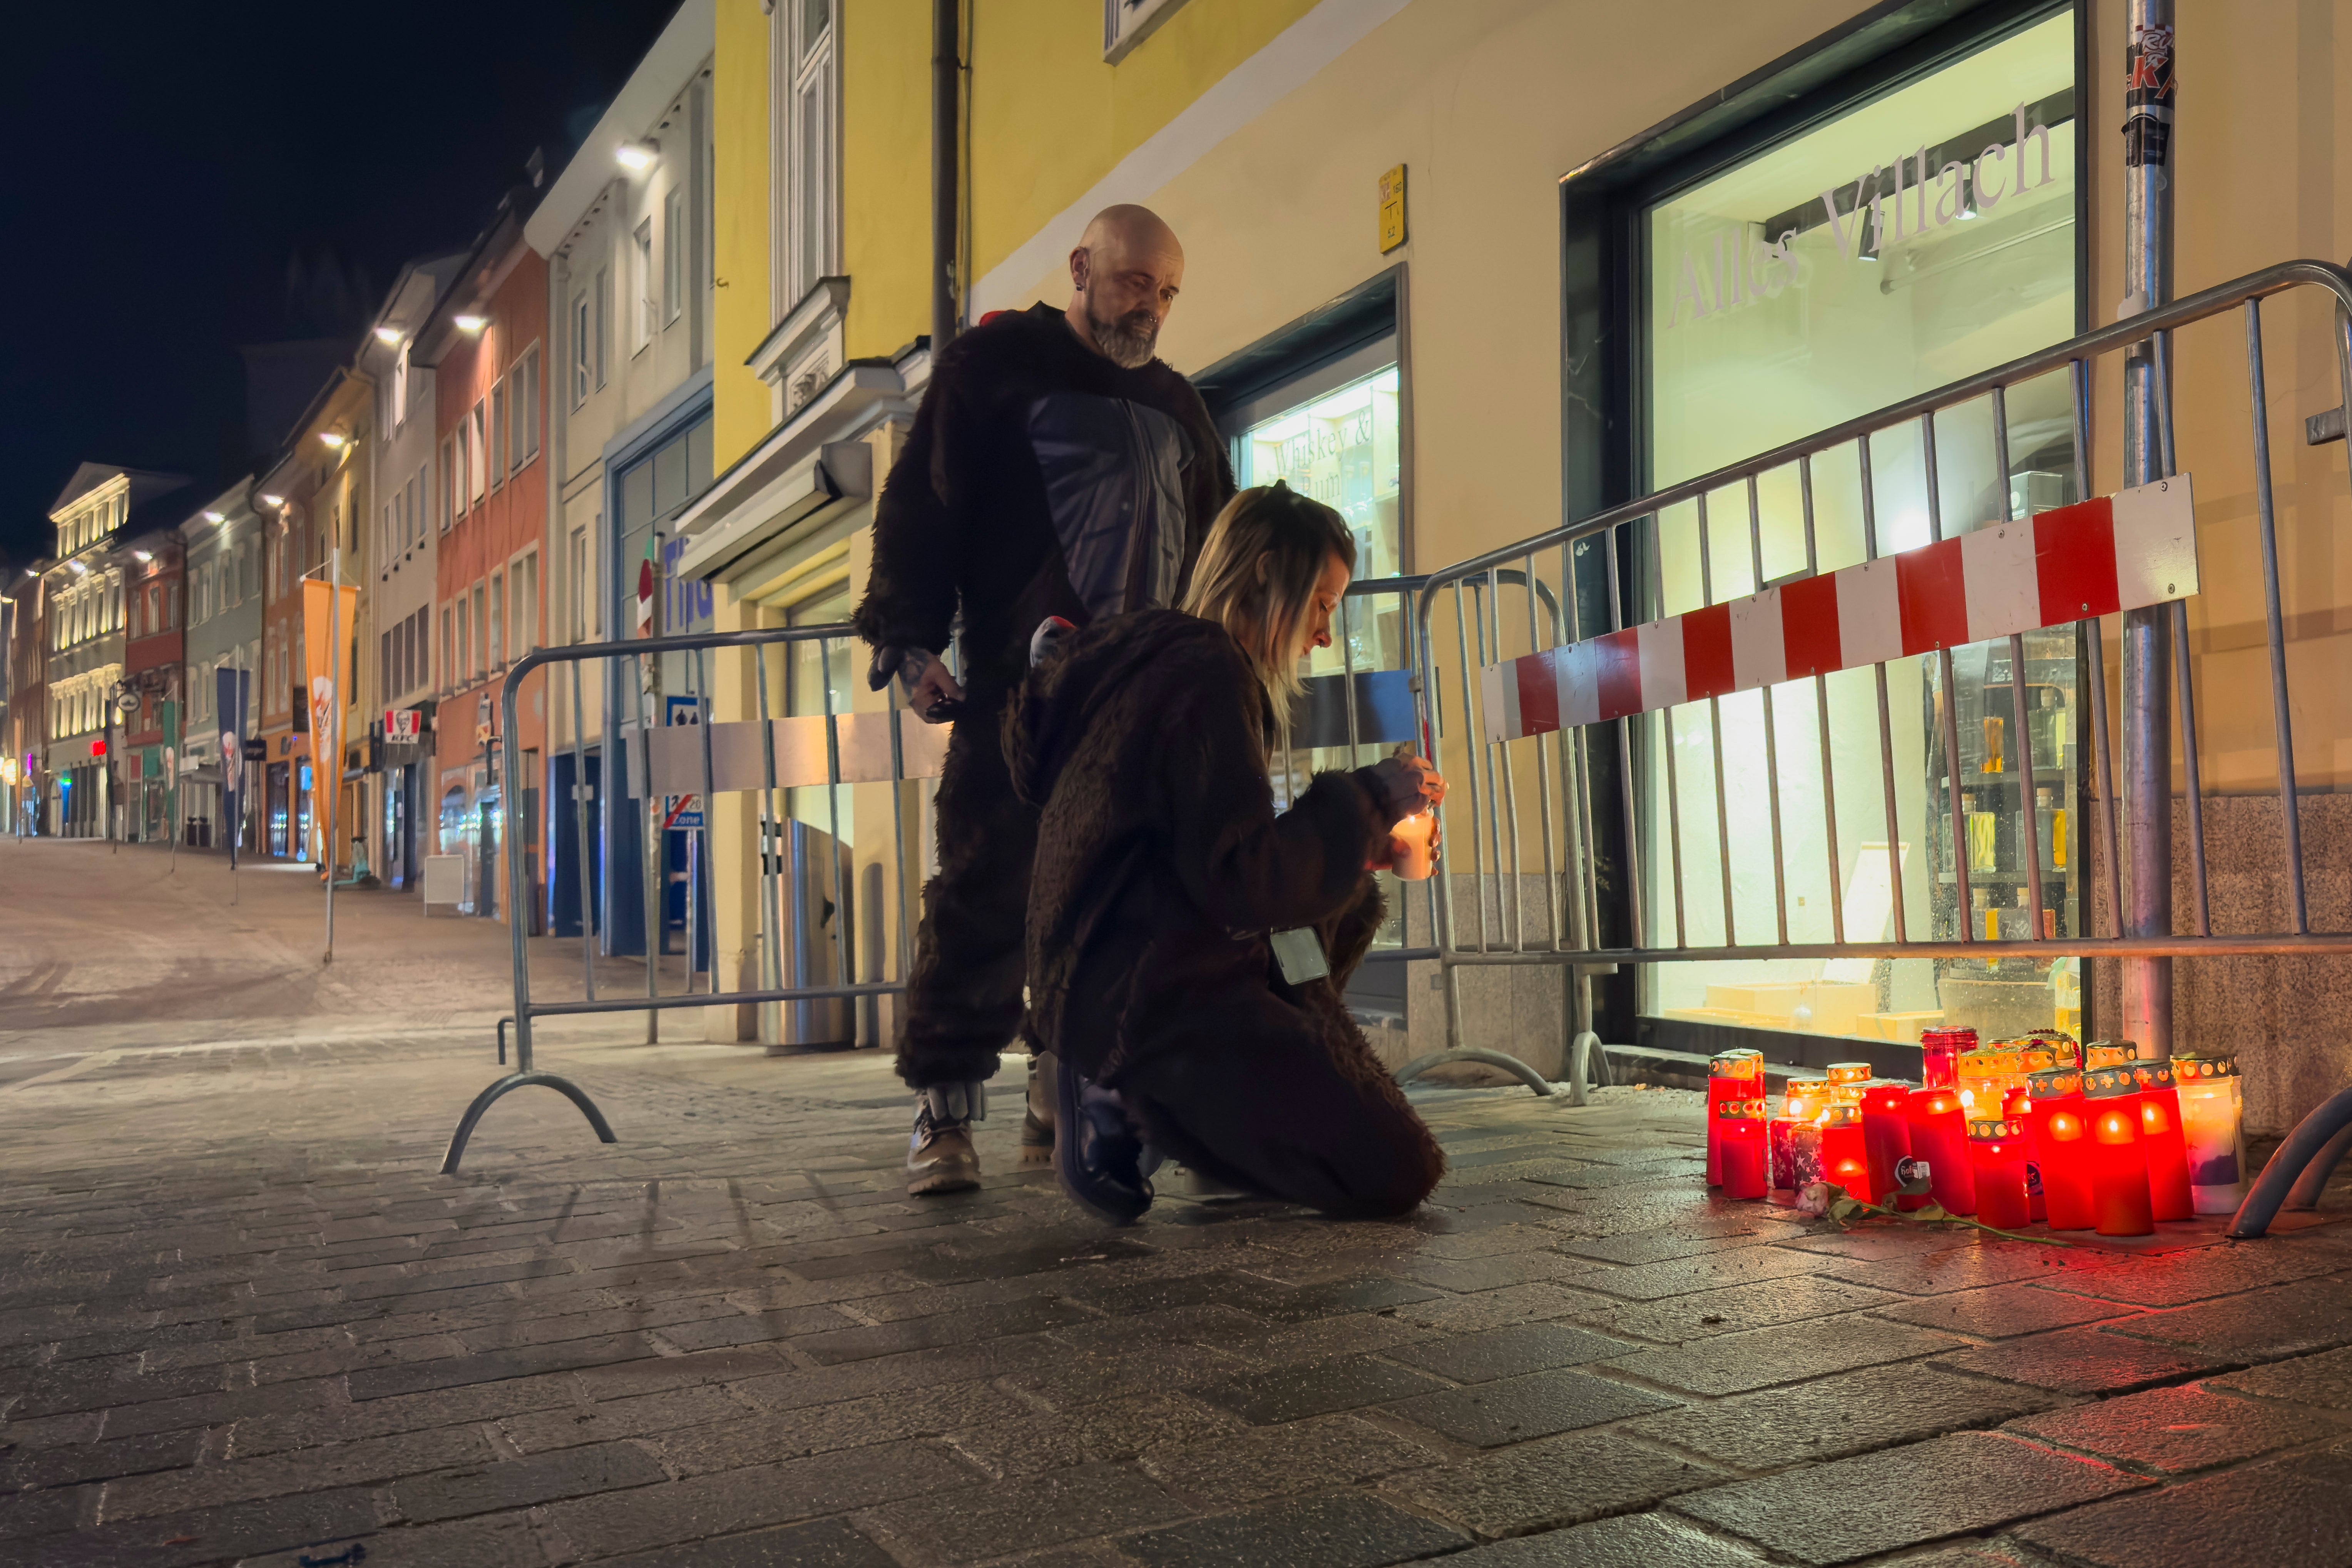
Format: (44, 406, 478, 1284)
(856, 204, 1234, 1194)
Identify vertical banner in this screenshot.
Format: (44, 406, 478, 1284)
(301, 580, 360, 868)
(216, 665, 250, 866)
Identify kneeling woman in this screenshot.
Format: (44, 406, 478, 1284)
(1008, 483, 1448, 1223)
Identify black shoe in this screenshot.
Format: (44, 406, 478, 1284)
(906, 1084, 984, 1196)
(1019, 1052, 1057, 1170)
(1051, 1058, 1152, 1225)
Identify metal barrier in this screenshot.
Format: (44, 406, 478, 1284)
(443, 575, 1452, 1170)
(1413, 257, 2352, 1125)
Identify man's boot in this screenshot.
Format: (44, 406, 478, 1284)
(907, 1082, 985, 1195)
(1019, 1051, 1058, 1169)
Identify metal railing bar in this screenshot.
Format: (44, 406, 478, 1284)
(1798, 454, 1844, 946)
(1696, 492, 1735, 946)
(1435, 932, 2352, 965)
(2067, 357, 2126, 945)
(754, 637, 785, 1021)
(819, 635, 855, 1008)
(1993, 384, 2049, 944)
(1523, 558, 1566, 951)
(1644, 518, 1687, 951)
(570, 658, 594, 1002)
(2246, 296, 2309, 936)
(1749, 475, 1790, 946)
(693, 648, 719, 994)
(1450, 578, 1490, 955)
(1604, 523, 1646, 950)
(1486, 567, 1526, 951)
(1922, 408, 1976, 946)
(1859, 433, 1908, 946)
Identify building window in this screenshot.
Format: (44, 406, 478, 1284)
(570, 525, 592, 641)
(517, 344, 542, 466)
(515, 550, 538, 655)
(792, 0, 835, 304)
(468, 403, 487, 501)
(1230, 353, 1403, 583)
(490, 570, 505, 669)
(663, 184, 687, 325)
(489, 380, 508, 490)
(572, 291, 592, 406)
(392, 342, 410, 430)
(442, 606, 455, 694)
(440, 434, 457, 528)
(1103, 0, 1192, 63)
(472, 583, 487, 677)
(594, 266, 611, 387)
(633, 220, 656, 351)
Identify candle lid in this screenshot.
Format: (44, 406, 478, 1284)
(1780, 1079, 1828, 1111)
(2129, 1061, 2175, 1092)
(1825, 1062, 1872, 1084)
(1819, 1103, 1861, 1128)
(2085, 1040, 2138, 1068)
(1710, 1050, 1763, 1079)
(2171, 1053, 2239, 1080)
(1716, 1097, 1767, 1120)
(2027, 1066, 2082, 1098)
(1969, 1117, 2024, 1140)
(2083, 1066, 2143, 1099)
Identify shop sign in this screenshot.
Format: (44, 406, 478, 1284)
(1378, 165, 1407, 255)
(663, 693, 703, 829)
(384, 708, 423, 742)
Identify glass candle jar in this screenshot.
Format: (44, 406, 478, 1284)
(1818, 1104, 1869, 1197)
(2133, 1061, 2194, 1222)
(2029, 1066, 2096, 1230)
(2085, 1067, 2156, 1237)
(1919, 1028, 1975, 1092)
(1769, 1082, 1829, 1195)
(1719, 1097, 1768, 1200)
(1825, 1061, 1873, 1105)
(1906, 1087, 1979, 1215)
(1968, 1117, 2034, 1230)
(1391, 811, 1437, 881)
(1706, 1050, 1763, 1186)
(2002, 1086, 2043, 1221)
(2173, 1053, 2247, 1215)
(1859, 1083, 1913, 1209)
(2086, 1040, 2137, 1070)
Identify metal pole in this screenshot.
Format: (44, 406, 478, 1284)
(931, 0, 960, 353)
(324, 546, 340, 963)
(2120, 0, 2176, 1057)
(572, 659, 596, 1001)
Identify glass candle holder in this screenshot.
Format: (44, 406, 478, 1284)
(2085, 1067, 2156, 1237)
(1919, 1028, 1975, 1092)
(1859, 1083, 1913, 1209)
(1706, 1050, 1763, 1186)
(2085, 1040, 2137, 1070)
(1391, 811, 1437, 880)
(2002, 1086, 2043, 1221)
(1905, 1086, 1978, 1215)
(2173, 1053, 2247, 1215)
(1769, 1082, 1829, 1195)
(1968, 1117, 2034, 1230)
(1719, 1097, 1768, 1200)
(1818, 1104, 1868, 1197)
(2132, 1061, 2194, 1222)
(2029, 1066, 2096, 1230)
(1825, 1061, 1873, 1105)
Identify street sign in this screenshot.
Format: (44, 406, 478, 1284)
(115, 689, 139, 715)
(663, 694, 703, 829)
(243, 738, 267, 761)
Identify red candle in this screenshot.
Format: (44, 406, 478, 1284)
(1905, 1087, 1978, 1215)
(2135, 1063, 2194, 1222)
(1706, 1050, 1762, 1185)
(1818, 1105, 1869, 1198)
(2003, 1087, 2044, 1221)
(1767, 1082, 1829, 1197)
(1968, 1117, 2033, 1230)
(1825, 1061, 1873, 1105)
(1858, 1083, 1912, 1208)
(1919, 1027, 1976, 1091)
(1719, 1097, 1767, 1199)
(2085, 1068, 2155, 1237)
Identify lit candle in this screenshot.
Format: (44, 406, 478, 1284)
(2173, 1053, 2248, 1215)
(1825, 1061, 1873, 1105)
(1818, 1104, 1868, 1198)
(2086, 1039, 2135, 1070)
(1968, 1117, 2033, 1230)
(1768, 1081, 1828, 1197)
(2030, 1066, 2096, 1230)
(2085, 1067, 2156, 1237)
(1390, 810, 1437, 880)
(1859, 1083, 1912, 1209)
(1706, 1050, 1763, 1186)
(1905, 1086, 1978, 1215)
(2135, 1061, 2194, 1222)
(1919, 1027, 1975, 1092)
(1719, 1096, 1767, 1200)
(2002, 1086, 2043, 1222)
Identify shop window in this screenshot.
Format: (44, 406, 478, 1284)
(1567, 4, 2083, 1050)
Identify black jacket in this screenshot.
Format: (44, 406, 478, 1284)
(1005, 609, 1400, 1087)
(854, 304, 1233, 690)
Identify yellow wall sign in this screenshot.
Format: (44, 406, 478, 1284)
(1378, 165, 1407, 254)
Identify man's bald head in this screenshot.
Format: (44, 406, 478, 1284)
(1066, 204, 1185, 368)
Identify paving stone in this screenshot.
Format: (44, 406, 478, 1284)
(2216, 1344, 2352, 1409)
(1622, 1362, 2060, 1471)
(1384, 1429, 1723, 1536)
(785, 1295, 1098, 1364)
(2054, 1243, 2344, 1308)
(0, 1482, 88, 1541)
(1233, 1310, 1434, 1369)
(226, 1372, 580, 1458)
(1385, 1321, 1632, 1383)
(1526, 1160, 1706, 1191)
(95, 1376, 347, 1440)
(540, 1441, 982, 1558)
(0, 1426, 202, 1491)
(346, 1332, 661, 1400)
(1672, 1430, 2149, 1564)
(1580, 1274, 1909, 1344)
(1390, 1280, 1615, 1335)
(589, 1517, 899, 1568)
(2012, 1442, 2352, 1566)
(997, 1343, 1255, 1411)
(394, 1440, 669, 1523)
(2005, 1384, 2349, 1473)
(1932, 1325, 2232, 1395)
(1811, 1240, 2126, 1298)
(1606, 1316, 1965, 1396)
(1386, 1364, 1678, 1445)
(101, 1424, 492, 1520)
(1870, 1282, 2141, 1339)
(1559, 1221, 1783, 1266)
(1404, 1249, 1600, 1292)
(1193, 1354, 1449, 1424)
(500, 1385, 749, 1454)
(1569, 1245, 1823, 1302)
(227, 1511, 550, 1568)
(1139, 1412, 1440, 1503)
(1433, 1511, 1768, 1566)
(2100, 1275, 2352, 1362)
(28, 1484, 383, 1568)
(1119, 1491, 1470, 1568)
(855, 1461, 1189, 1565)
(945, 1392, 1237, 1479)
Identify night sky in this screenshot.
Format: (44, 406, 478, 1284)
(0, 0, 681, 572)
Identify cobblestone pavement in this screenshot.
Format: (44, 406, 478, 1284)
(5, 841, 2352, 1566)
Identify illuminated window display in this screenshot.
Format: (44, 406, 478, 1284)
(1641, 12, 2081, 1047)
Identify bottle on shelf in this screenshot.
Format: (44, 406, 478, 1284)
(2035, 786, 2068, 872)
(2029, 687, 2065, 774)
(1983, 715, 2007, 776)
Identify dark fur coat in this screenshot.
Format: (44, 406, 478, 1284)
(1004, 609, 1444, 1158)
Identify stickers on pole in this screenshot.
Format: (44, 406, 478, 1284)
(1480, 475, 2196, 742)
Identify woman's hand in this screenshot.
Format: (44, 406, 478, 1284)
(1366, 751, 1446, 819)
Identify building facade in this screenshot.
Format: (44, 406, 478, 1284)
(426, 197, 552, 926)
(177, 481, 265, 852)
(116, 526, 185, 844)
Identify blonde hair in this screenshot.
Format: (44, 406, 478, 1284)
(1182, 482, 1356, 710)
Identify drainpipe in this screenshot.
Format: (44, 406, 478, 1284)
(932, 0, 960, 353)
(2118, 0, 2176, 1061)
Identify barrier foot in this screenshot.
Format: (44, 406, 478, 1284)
(2286, 1117, 2352, 1212)
(2227, 1083, 2352, 1238)
(496, 1015, 512, 1065)
(442, 1071, 618, 1175)
(1565, 1031, 1612, 1108)
(1395, 1048, 1559, 1099)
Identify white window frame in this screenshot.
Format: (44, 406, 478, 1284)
(517, 343, 542, 467)
(774, 0, 840, 316)
(572, 291, 592, 406)
(663, 182, 688, 326)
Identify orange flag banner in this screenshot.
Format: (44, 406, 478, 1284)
(301, 578, 360, 868)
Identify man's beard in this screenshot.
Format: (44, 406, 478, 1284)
(1085, 289, 1160, 368)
